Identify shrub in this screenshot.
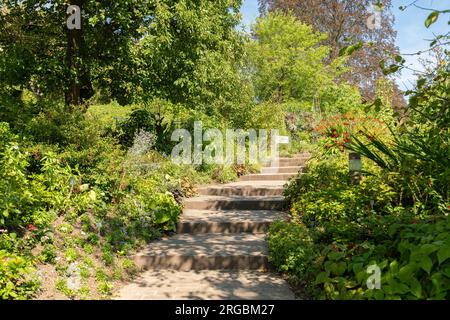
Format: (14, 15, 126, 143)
(0, 250, 39, 300)
(114, 99, 176, 153)
(268, 221, 316, 277)
(25, 102, 103, 149)
(0, 123, 65, 230)
(275, 131, 450, 300)
(313, 215, 450, 300)
(347, 66, 450, 216)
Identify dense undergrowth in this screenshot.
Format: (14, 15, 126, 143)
(268, 67, 450, 300)
(0, 101, 259, 299)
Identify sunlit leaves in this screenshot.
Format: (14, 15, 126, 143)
(338, 41, 364, 57)
(425, 11, 440, 28)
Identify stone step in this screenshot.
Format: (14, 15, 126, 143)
(116, 270, 296, 300)
(240, 173, 296, 181)
(278, 157, 309, 167)
(184, 196, 285, 210)
(260, 166, 303, 174)
(178, 210, 287, 234)
(197, 185, 284, 197)
(134, 233, 269, 271)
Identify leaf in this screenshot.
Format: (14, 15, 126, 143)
(338, 41, 363, 57)
(417, 78, 427, 89)
(419, 243, 438, 255)
(425, 11, 439, 28)
(397, 264, 417, 283)
(382, 64, 401, 75)
(394, 55, 405, 63)
(443, 267, 450, 278)
(336, 261, 347, 276)
(352, 262, 364, 274)
(431, 272, 445, 296)
(390, 281, 410, 294)
(389, 260, 399, 273)
(374, 98, 383, 112)
(315, 272, 329, 284)
(328, 251, 345, 261)
(356, 270, 367, 283)
(437, 245, 450, 265)
(418, 255, 433, 274)
(408, 277, 422, 299)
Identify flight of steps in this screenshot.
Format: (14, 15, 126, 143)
(117, 153, 309, 300)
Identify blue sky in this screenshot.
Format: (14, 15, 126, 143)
(239, 0, 449, 90)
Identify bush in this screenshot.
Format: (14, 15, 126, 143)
(0, 250, 39, 300)
(347, 66, 449, 215)
(274, 137, 450, 299)
(313, 215, 450, 300)
(25, 103, 103, 150)
(268, 221, 315, 277)
(0, 123, 67, 230)
(286, 155, 397, 227)
(114, 99, 176, 154)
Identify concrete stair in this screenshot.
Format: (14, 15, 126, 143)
(134, 233, 269, 271)
(261, 166, 303, 174)
(240, 173, 297, 181)
(197, 185, 284, 197)
(278, 156, 309, 167)
(120, 153, 309, 299)
(117, 270, 296, 300)
(177, 210, 287, 234)
(183, 195, 285, 211)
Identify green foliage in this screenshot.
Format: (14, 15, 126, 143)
(0, 0, 155, 103)
(274, 135, 449, 300)
(119, 187, 181, 233)
(211, 165, 239, 184)
(248, 11, 346, 103)
(0, 123, 70, 230)
(0, 123, 34, 229)
(39, 244, 57, 264)
(285, 154, 397, 226)
(0, 250, 39, 300)
(348, 66, 450, 215)
(133, 0, 253, 126)
(273, 149, 450, 299)
(248, 101, 287, 131)
(87, 102, 133, 132)
(276, 65, 449, 301)
(313, 215, 450, 300)
(318, 84, 362, 114)
(268, 221, 315, 276)
(114, 99, 175, 153)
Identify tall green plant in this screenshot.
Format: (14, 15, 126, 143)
(347, 66, 450, 214)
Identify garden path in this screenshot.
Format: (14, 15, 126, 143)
(116, 154, 310, 300)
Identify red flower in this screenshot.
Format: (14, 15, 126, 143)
(27, 224, 38, 232)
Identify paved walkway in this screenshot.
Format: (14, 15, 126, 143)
(116, 154, 309, 300)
